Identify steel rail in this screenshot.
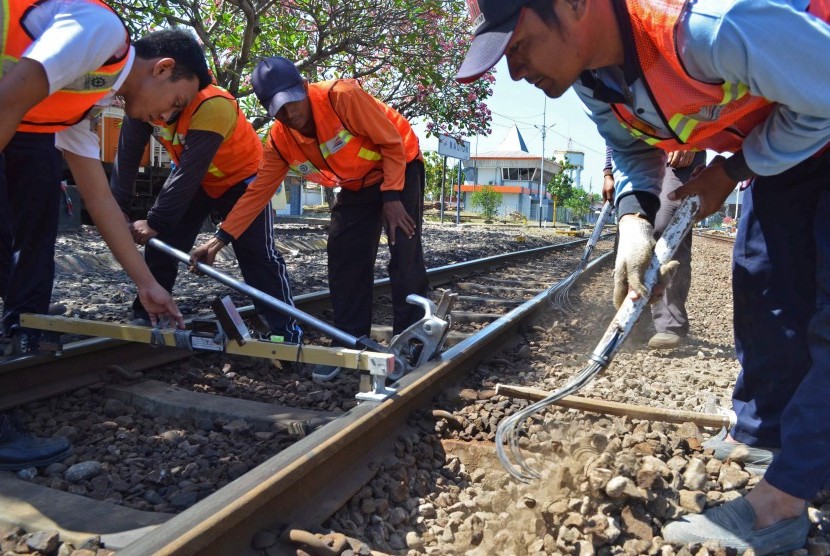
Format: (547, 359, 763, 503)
(0, 238, 593, 410)
(118, 250, 614, 556)
(692, 230, 735, 244)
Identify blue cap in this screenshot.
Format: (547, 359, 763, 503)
(455, 0, 530, 83)
(252, 56, 307, 117)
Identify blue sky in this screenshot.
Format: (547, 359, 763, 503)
(413, 58, 608, 195)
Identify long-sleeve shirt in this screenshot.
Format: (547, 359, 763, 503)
(110, 97, 235, 235)
(604, 144, 613, 173)
(217, 82, 420, 241)
(574, 0, 830, 219)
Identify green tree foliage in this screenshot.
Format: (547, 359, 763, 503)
(470, 186, 502, 223)
(564, 186, 592, 219)
(546, 159, 574, 205)
(112, 0, 493, 137)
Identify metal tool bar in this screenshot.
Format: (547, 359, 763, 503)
(21, 314, 395, 373)
(147, 238, 373, 350)
(583, 200, 613, 263)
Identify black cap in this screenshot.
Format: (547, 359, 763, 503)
(252, 56, 307, 117)
(455, 0, 530, 83)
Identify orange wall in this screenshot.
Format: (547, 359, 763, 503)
(97, 115, 150, 166)
(460, 184, 550, 198)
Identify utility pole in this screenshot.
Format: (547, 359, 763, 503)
(539, 103, 546, 228)
(456, 162, 462, 226)
(439, 155, 447, 223)
(533, 96, 555, 228)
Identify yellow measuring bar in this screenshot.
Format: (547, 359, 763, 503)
(20, 314, 394, 374)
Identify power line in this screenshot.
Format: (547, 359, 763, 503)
(490, 109, 545, 123)
(489, 108, 604, 156)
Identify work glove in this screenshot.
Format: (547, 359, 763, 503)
(613, 215, 679, 309)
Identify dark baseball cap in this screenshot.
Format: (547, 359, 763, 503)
(455, 0, 530, 83)
(252, 56, 307, 117)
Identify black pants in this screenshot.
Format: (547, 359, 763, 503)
(0, 132, 62, 337)
(732, 151, 830, 498)
(328, 160, 429, 338)
(134, 180, 301, 342)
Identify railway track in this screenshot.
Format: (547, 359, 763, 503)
(692, 230, 735, 244)
(0, 232, 616, 555)
(1, 237, 600, 411)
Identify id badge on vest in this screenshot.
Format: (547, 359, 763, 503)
(323, 131, 349, 156)
(291, 160, 320, 177)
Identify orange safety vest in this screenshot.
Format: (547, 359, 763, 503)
(151, 85, 263, 198)
(614, 0, 830, 153)
(2, 0, 130, 133)
(268, 79, 421, 191)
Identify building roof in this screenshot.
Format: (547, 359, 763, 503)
(473, 125, 534, 159)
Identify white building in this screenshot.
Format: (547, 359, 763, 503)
(462, 126, 560, 221)
(553, 149, 585, 189)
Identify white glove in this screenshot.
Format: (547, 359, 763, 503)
(613, 215, 679, 309)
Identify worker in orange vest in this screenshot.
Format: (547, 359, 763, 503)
(111, 83, 302, 343)
(0, 0, 211, 471)
(457, 0, 830, 553)
(192, 56, 429, 383)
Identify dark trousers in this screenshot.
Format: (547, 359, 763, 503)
(134, 181, 301, 343)
(732, 151, 830, 499)
(328, 160, 429, 338)
(0, 133, 62, 337)
(650, 152, 705, 336)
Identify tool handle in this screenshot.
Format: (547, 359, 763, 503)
(584, 200, 613, 256)
(147, 238, 364, 349)
(592, 195, 699, 363)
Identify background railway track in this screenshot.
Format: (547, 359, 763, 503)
(692, 230, 736, 244)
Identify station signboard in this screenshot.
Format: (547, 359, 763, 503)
(438, 134, 471, 160)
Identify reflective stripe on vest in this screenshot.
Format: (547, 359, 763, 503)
(617, 120, 661, 146)
(1, 2, 7, 52)
(151, 84, 262, 195)
(613, 0, 830, 153)
(666, 82, 750, 143)
(3, 0, 130, 133)
(206, 163, 225, 178)
(268, 79, 419, 191)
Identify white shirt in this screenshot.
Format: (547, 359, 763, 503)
(21, 0, 133, 158)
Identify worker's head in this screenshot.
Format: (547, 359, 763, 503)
(121, 28, 212, 122)
(252, 56, 311, 131)
(456, 0, 613, 99)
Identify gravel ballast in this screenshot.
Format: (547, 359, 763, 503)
(3, 222, 828, 555)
